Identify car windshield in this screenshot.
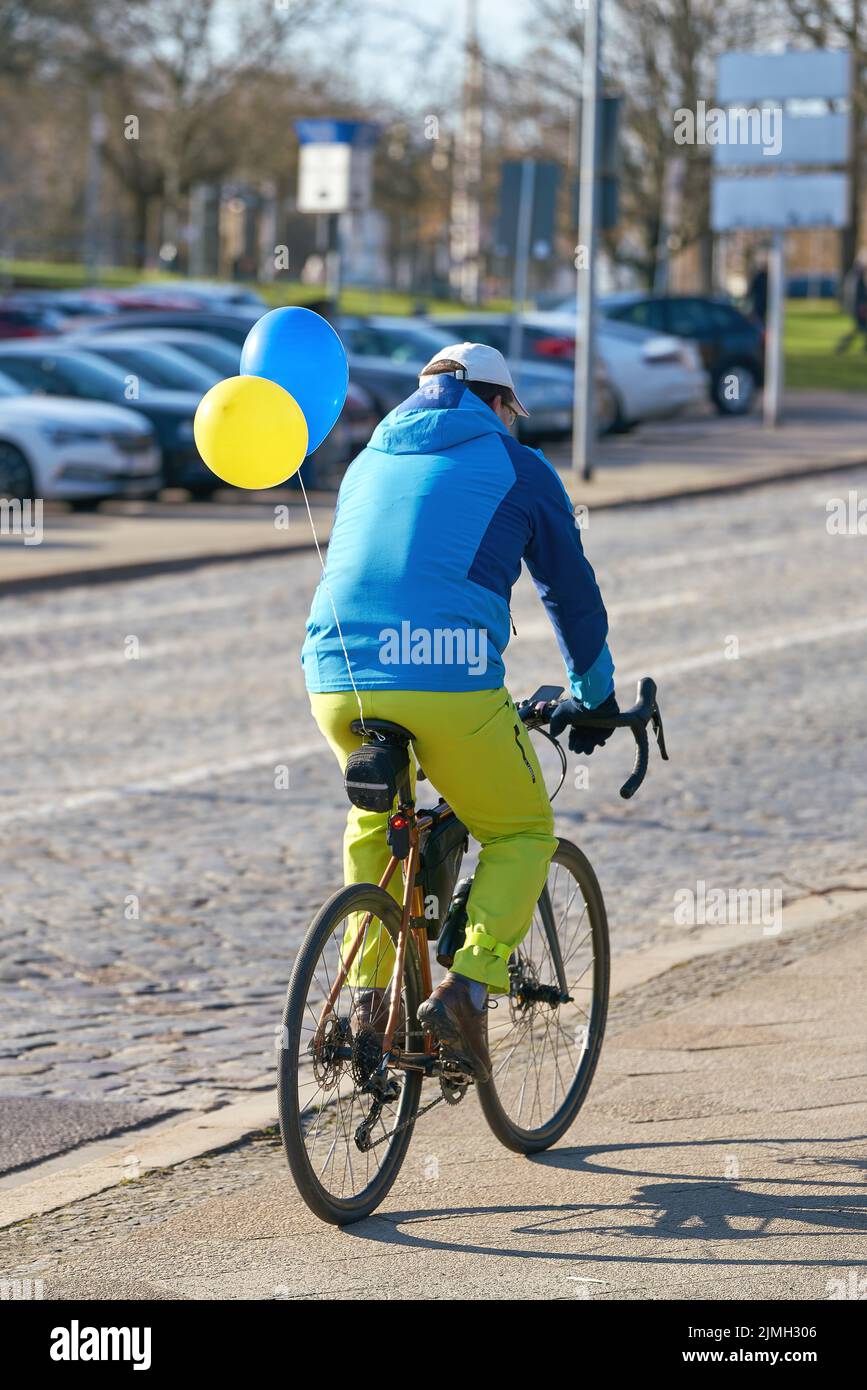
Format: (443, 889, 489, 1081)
(0, 350, 140, 401)
(162, 338, 240, 374)
(86, 344, 216, 391)
(375, 326, 453, 362)
(432, 320, 510, 354)
(343, 322, 451, 363)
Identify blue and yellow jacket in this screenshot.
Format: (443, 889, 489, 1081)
(301, 374, 614, 706)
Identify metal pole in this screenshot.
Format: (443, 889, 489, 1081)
(450, 0, 483, 304)
(764, 227, 785, 427)
(508, 158, 535, 382)
(83, 91, 106, 278)
(326, 212, 342, 308)
(572, 0, 603, 482)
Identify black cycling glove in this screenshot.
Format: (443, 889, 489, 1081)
(549, 692, 620, 756)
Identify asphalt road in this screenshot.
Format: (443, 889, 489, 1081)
(2, 465, 866, 1170)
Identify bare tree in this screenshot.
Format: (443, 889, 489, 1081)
(509, 0, 758, 289)
(0, 0, 353, 267)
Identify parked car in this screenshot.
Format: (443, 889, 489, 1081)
(78, 287, 210, 313)
(301, 380, 381, 489)
(157, 280, 268, 311)
(0, 371, 161, 504)
(81, 280, 268, 313)
(79, 318, 381, 487)
(0, 301, 65, 339)
(0, 344, 209, 492)
(1, 289, 120, 323)
(65, 332, 220, 393)
(431, 311, 707, 432)
(67, 308, 263, 344)
(90, 327, 243, 378)
(599, 293, 763, 416)
(336, 316, 605, 439)
(73, 310, 472, 465)
(427, 312, 578, 368)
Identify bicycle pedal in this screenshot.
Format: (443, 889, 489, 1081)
(438, 1047, 474, 1082)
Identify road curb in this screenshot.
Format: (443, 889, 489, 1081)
(580, 451, 867, 510)
(0, 1089, 277, 1230)
(2, 452, 865, 596)
(0, 539, 315, 598)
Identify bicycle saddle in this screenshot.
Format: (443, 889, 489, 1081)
(350, 718, 416, 743)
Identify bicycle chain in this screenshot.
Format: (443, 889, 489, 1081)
(362, 1088, 446, 1150)
(361, 1054, 473, 1150)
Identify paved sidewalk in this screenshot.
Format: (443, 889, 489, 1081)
(3, 390, 866, 590)
(3, 910, 863, 1301)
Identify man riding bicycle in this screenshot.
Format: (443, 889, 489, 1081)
(302, 342, 617, 1082)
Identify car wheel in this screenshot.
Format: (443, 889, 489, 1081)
(713, 362, 757, 415)
(595, 381, 617, 436)
(607, 406, 636, 435)
(69, 498, 103, 512)
(0, 442, 34, 502)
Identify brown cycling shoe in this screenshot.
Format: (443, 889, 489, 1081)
(352, 987, 406, 1048)
(416, 972, 491, 1081)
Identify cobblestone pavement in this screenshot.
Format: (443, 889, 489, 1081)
(1, 466, 865, 1157)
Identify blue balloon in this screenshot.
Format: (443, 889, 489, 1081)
(240, 307, 348, 454)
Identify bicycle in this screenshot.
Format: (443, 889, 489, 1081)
(278, 676, 668, 1225)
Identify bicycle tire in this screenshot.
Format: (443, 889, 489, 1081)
(476, 837, 609, 1154)
(279, 883, 424, 1225)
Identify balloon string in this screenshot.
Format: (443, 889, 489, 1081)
(297, 474, 367, 734)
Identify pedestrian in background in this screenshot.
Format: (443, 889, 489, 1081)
(835, 255, 867, 354)
(749, 261, 768, 325)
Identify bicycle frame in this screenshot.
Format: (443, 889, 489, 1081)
(314, 798, 454, 1069)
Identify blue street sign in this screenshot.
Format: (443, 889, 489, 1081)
(294, 120, 380, 148)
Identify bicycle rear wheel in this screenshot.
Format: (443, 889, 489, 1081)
(476, 837, 609, 1153)
(279, 883, 424, 1225)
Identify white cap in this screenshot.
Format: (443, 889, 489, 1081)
(420, 341, 530, 417)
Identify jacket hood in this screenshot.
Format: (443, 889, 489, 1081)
(369, 374, 511, 456)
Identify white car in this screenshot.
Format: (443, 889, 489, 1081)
(432, 309, 708, 432)
(0, 373, 162, 503)
(534, 307, 708, 430)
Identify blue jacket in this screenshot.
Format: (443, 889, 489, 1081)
(301, 374, 614, 706)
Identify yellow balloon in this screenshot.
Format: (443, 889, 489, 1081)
(193, 374, 309, 489)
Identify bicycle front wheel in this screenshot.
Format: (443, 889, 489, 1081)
(278, 883, 424, 1225)
(476, 838, 609, 1153)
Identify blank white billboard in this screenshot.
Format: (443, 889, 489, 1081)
(712, 111, 849, 167)
(711, 172, 849, 230)
(717, 49, 851, 103)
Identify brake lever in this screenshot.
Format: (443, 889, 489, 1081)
(650, 701, 669, 761)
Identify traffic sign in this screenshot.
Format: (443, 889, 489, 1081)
(711, 172, 849, 230)
(717, 49, 851, 103)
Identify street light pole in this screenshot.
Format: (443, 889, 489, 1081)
(83, 90, 106, 279)
(508, 157, 535, 388)
(764, 226, 785, 428)
(572, 0, 603, 483)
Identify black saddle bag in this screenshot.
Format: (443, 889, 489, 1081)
(344, 738, 409, 813)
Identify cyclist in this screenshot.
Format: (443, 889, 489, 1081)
(302, 342, 617, 1080)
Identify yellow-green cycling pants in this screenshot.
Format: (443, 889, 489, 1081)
(309, 687, 557, 995)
